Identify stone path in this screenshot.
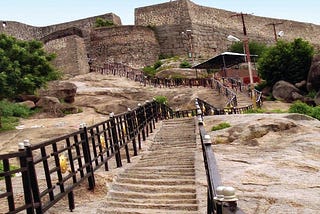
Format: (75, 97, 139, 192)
(97, 117, 200, 214)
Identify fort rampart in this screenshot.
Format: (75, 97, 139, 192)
(1, 0, 319, 75)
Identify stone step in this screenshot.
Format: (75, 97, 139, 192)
(111, 183, 196, 194)
(118, 172, 195, 180)
(136, 162, 194, 167)
(108, 191, 196, 200)
(115, 177, 195, 186)
(97, 206, 200, 214)
(123, 168, 195, 176)
(102, 118, 199, 213)
(100, 201, 198, 211)
(108, 196, 198, 205)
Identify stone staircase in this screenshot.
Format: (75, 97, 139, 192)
(97, 117, 200, 214)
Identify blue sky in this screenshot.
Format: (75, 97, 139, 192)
(1, 0, 319, 26)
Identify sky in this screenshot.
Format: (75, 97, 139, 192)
(0, 0, 319, 27)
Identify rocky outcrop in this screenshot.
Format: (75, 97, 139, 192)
(307, 54, 320, 92)
(38, 81, 77, 103)
(18, 100, 36, 109)
(272, 80, 303, 102)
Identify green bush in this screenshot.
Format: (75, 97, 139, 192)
(154, 95, 168, 105)
(288, 101, 312, 115)
(95, 18, 115, 27)
(0, 34, 60, 99)
(0, 100, 31, 118)
(311, 106, 320, 120)
(245, 108, 265, 114)
(142, 66, 157, 77)
(0, 100, 36, 131)
(153, 60, 163, 70)
(211, 122, 231, 131)
(179, 61, 192, 68)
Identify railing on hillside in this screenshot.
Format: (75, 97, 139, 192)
(227, 77, 263, 108)
(196, 98, 253, 115)
(213, 79, 238, 107)
(195, 102, 245, 214)
(92, 62, 216, 89)
(0, 100, 174, 214)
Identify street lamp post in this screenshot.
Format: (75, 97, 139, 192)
(231, 13, 256, 109)
(181, 29, 194, 63)
(182, 29, 197, 78)
(266, 22, 283, 42)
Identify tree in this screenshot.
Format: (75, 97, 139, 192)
(228, 40, 267, 57)
(0, 34, 60, 99)
(257, 38, 314, 87)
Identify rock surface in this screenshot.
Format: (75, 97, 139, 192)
(38, 81, 77, 103)
(206, 113, 320, 213)
(1, 72, 319, 213)
(272, 80, 302, 102)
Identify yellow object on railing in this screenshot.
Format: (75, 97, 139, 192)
(100, 135, 106, 150)
(59, 154, 68, 174)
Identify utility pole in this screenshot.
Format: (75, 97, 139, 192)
(266, 22, 283, 42)
(231, 12, 256, 109)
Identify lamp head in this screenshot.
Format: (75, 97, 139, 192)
(227, 35, 241, 42)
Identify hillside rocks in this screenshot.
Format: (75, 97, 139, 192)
(206, 113, 320, 213)
(38, 81, 77, 103)
(272, 80, 303, 102)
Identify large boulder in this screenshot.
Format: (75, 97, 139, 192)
(272, 81, 303, 102)
(36, 96, 63, 117)
(307, 54, 320, 92)
(38, 81, 77, 103)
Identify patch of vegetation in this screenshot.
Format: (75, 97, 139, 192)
(288, 101, 312, 115)
(179, 61, 192, 68)
(95, 18, 115, 27)
(245, 108, 265, 114)
(211, 122, 231, 131)
(306, 90, 317, 99)
(258, 38, 314, 87)
(142, 66, 157, 77)
(289, 101, 320, 120)
(228, 40, 267, 57)
(154, 95, 168, 105)
(0, 34, 61, 99)
(0, 100, 36, 131)
(0, 161, 19, 180)
(142, 60, 163, 77)
(153, 60, 163, 70)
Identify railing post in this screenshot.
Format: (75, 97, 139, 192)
(23, 140, 42, 214)
(79, 123, 95, 190)
(127, 108, 138, 156)
(109, 113, 122, 167)
(18, 141, 35, 214)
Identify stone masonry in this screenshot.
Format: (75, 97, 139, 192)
(1, 0, 320, 74)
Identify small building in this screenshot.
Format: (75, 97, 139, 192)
(192, 52, 260, 84)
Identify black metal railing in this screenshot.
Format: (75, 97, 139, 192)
(0, 100, 173, 214)
(195, 102, 245, 214)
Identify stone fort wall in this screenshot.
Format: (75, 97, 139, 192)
(136, 0, 320, 60)
(0, 0, 319, 75)
(89, 26, 160, 68)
